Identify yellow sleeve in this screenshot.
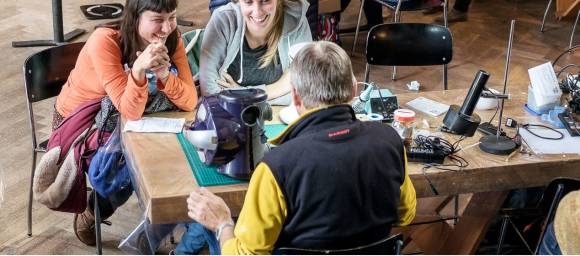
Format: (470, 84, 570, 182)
(221, 162, 287, 254)
(395, 152, 416, 226)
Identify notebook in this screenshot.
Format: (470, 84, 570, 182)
(405, 97, 450, 117)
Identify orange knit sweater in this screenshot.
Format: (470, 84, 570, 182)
(56, 28, 197, 120)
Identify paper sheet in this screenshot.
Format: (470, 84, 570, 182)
(519, 127, 580, 154)
(123, 117, 185, 133)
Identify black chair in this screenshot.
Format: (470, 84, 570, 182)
(364, 23, 453, 90)
(496, 178, 580, 254)
(351, 0, 449, 55)
(24, 42, 85, 237)
(274, 233, 404, 255)
(24, 42, 106, 254)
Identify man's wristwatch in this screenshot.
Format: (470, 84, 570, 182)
(215, 220, 234, 242)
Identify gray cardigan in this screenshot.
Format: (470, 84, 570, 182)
(199, 0, 312, 105)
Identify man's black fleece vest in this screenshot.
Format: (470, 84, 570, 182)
(262, 105, 406, 250)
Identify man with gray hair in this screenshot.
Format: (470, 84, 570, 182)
(186, 41, 416, 254)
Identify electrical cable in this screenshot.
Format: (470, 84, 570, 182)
(552, 45, 580, 67)
(556, 64, 580, 79)
(415, 135, 470, 196)
(521, 124, 565, 140)
(414, 135, 469, 172)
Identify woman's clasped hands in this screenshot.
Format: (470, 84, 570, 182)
(133, 41, 171, 84)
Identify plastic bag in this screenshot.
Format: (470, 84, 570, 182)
(118, 218, 176, 254)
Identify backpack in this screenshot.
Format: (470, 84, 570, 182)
(33, 99, 108, 213)
(182, 29, 205, 96)
(317, 14, 340, 44)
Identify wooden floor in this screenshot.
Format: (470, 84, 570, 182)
(1, 0, 579, 254)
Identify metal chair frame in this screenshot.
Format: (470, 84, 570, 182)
(24, 42, 84, 236)
(540, 0, 580, 49)
(23, 42, 103, 254)
(496, 178, 580, 255)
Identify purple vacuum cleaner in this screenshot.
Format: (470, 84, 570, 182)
(186, 89, 272, 179)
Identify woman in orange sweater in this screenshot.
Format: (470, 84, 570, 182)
(54, 0, 197, 127)
(53, 0, 197, 246)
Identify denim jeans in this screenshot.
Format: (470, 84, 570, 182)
(538, 222, 562, 255)
(175, 222, 220, 255)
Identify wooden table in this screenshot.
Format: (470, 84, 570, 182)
(121, 89, 580, 253)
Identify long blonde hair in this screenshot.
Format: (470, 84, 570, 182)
(259, 0, 285, 69)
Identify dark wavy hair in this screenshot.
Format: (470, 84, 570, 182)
(106, 0, 180, 66)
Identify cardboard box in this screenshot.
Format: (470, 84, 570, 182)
(319, 0, 341, 14)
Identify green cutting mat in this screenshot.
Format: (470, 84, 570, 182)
(265, 123, 287, 139)
(177, 124, 287, 186)
(177, 133, 245, 186)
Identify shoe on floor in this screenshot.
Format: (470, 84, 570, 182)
(422, 5, 443, 15)
(435, 9, 468, 23)
(74, 207, 96, 246)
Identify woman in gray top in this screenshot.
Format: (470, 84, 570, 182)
(199, 0, 312, 105)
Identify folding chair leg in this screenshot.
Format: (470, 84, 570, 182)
(389, 0, 404, 80)
(496, 217, 509, 255)
(453, 194, 459, 224)
(28, 151, 37, 237)
(443, 64, 449, 90)
(94, 190, 102, 255)
(508, 219, 534, 254)
(394, 0, 403, 23)
(535, 184, 565, 254)
(569, 9, 580, 49)
(364, 64, 371, 83)
(540, 0, 554, 32)
(395, 239, 403, 255)
(351, 0, 366, 55)
(443, 0, 449, 28)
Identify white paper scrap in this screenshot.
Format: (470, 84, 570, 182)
(519, 128, 580, 154)
(123, 117, 185, 133)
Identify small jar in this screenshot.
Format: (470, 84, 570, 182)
(392, 109, 416, 147)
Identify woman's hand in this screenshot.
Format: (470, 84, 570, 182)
(149, 43, 171, 83)
(132, 42, 171, 83)
(216, 72, 240, 89)
(187, 187, 233, 231)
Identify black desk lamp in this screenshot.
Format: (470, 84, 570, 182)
(442, 70, 490, 137)
(479, 20, 518, 155)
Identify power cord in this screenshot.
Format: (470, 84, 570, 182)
(521, 123, 564, 140)
(414, 135, 469, 171)
(413, 135, 470, 196)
